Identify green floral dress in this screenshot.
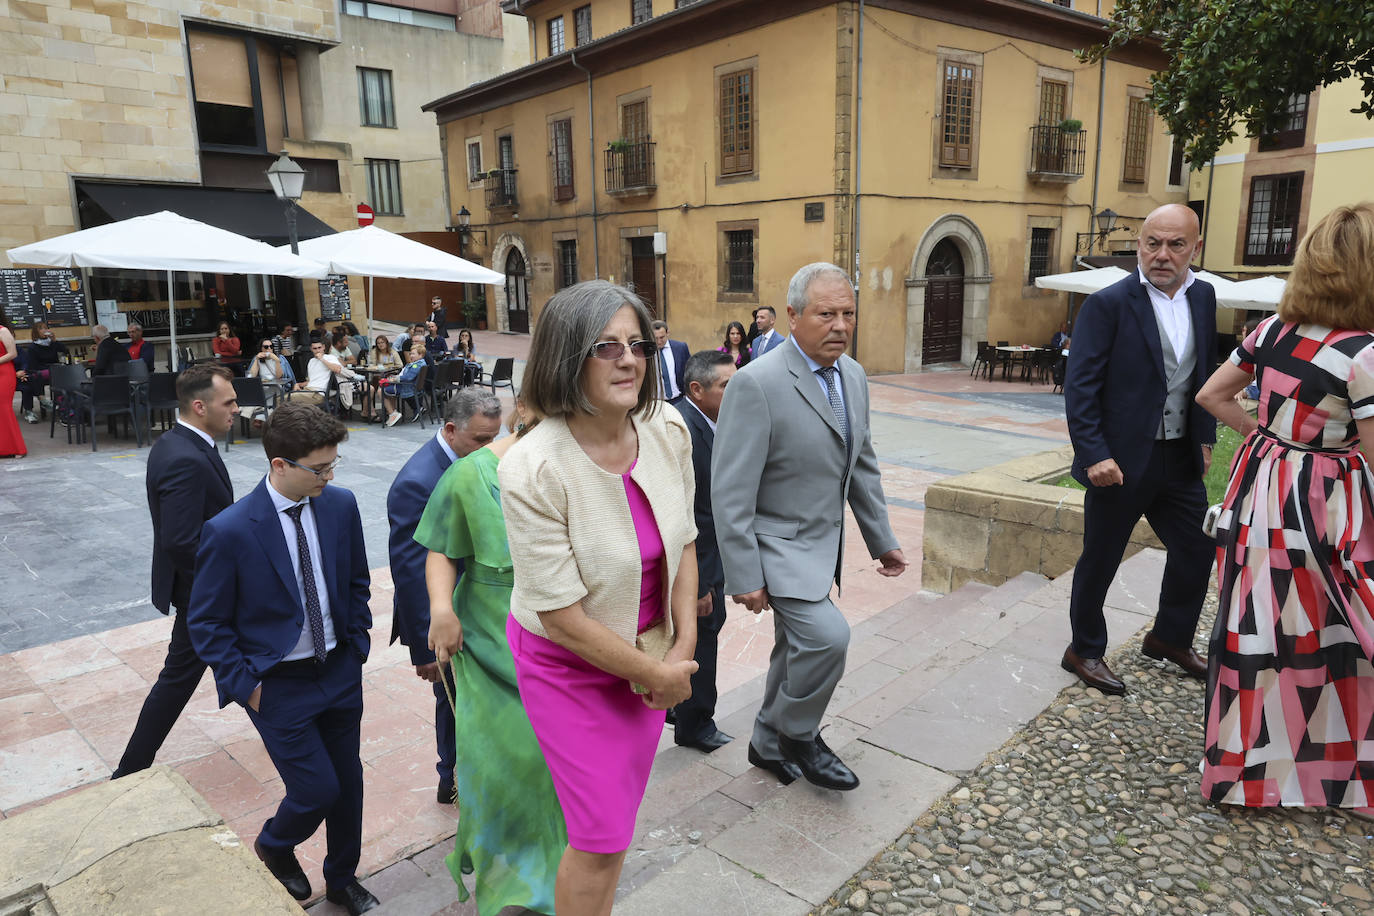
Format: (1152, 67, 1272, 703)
(414, 446, 566, 916)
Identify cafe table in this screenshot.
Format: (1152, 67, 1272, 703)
(356, 364, 397, 422)
(993, 344, 1046, 381)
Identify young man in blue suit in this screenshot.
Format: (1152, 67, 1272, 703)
(187, 403, 378, 915)
(1062, 203, 1218, 696)
(651, 319, 691, 403)
(670, 350, 737, 754)
(749, 305, 786, 359)
(385, 389, 502, 804)
(113, 363, 237, 777)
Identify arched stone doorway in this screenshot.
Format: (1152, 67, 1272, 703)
(489, 233, 530, 333)
(922, 239, 964, 364)
(904, 214, 993, 371)
(504, 249, 529, 333)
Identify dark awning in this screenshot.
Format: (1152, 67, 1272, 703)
(76, 181, 337, 248)
(1081, 255, 1138, 270)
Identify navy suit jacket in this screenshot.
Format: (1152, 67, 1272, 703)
(750, 330, 785, 361)
(93, 335, 130, 375)
(187, 479, 372, 708)
(659, 339, 690, 399)
(673, 400, 723, 596)
(386, 436, 453, 665)
(146, 424, 233, 614)
(1065, 269, 1217, 487)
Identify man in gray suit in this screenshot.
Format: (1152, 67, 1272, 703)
(713, 262, 907, 790)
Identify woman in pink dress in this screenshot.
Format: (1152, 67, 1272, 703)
(718, 320, 751, 369)
(496, 280, 699, 916)
(0, 307, 27, 458)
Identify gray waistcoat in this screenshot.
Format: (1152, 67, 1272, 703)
(1152, 305, 1195, 440)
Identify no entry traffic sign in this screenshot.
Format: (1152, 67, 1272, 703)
(357, 203, 374, 227)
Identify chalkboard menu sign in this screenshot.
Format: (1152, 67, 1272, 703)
(0, 268, 89, 329)
(318, 274, 351, 321)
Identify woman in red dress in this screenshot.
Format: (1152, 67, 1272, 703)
(0, 307, 28, 458)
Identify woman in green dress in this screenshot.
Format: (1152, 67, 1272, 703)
(417, 402, 565, 916)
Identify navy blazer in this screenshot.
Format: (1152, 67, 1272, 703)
(673, 400, 723, 596)
(93, 335, 130, 375)
(1065, 269, 1217, 487)
(386, 436, 453, 665)
(187, 479, 372, 708)
(750, 330, 786, 361)
(659, 339, 690, 398)
(146, 424, 233, 614)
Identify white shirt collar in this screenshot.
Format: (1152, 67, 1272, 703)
(1138, 267, 1196, 302)
(791, 335, 835, 374)
(434, 428, 458, 464)
(266, 476, 309, 512)
(176, 418, 217, 449)
(683, 396, 716, 432)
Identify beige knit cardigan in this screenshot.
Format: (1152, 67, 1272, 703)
(498, 408, 698, 645)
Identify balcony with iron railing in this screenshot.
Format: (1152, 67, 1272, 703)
(1027, 124, 1086, 183)
(604, 140, 656, 198)
(484, 168, 517, 210)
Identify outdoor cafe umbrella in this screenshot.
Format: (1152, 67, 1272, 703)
(285, 225, 505, 336)
(1218, 275, 1286, 311)
(7, 210, 329, 366)
(1033, 266, 1130, 295)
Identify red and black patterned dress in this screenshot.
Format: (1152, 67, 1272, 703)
(1202, 316, 1374, 809)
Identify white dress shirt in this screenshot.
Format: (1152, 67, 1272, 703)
(659, 342, 680, 399)
(267, 478, 338, 661)
(176, 418, 216, 448)
(434, 428, 457, 463)
(682, 395, 716, 433)
(1139, 269, 1195, 360)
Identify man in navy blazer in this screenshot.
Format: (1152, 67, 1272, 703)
(113, 364, 237, 778)
(750, 305, 786, 360)
(1062, 203, 1218, 696)
(386, 389, 502, 804)
(651, 319, 691, 402)
(187, 403, 378, 914)
(670, 350, 737, 753)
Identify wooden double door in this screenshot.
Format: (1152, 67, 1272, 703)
(921, 238, 964, 364)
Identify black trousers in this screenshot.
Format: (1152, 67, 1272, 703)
(1068, 438, 1214, 658)
(673, 582, 726, 744)
(113, 608, 208, 777)
(432, 662, 456, 783)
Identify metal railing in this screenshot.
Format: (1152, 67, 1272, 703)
(604, 140, 656, 193)
(1027, 125, 1086, 178)
(484, 168, 517, 209)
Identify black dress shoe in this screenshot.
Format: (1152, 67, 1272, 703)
(437, 780, 456, 805)
(676, 728, 733, 753)
(1141, 633, 1208, 678)
(326, 881, 379, 915)
(747, 742, 803, 785)
(777, 733, 860, 791)
(1060, 647, 1126, 695)
(253, 837, 310, 901)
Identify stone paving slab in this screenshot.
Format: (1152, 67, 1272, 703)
(614, 847, 810, 916)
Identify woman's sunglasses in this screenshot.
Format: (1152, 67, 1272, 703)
(589, 340, 655, 360)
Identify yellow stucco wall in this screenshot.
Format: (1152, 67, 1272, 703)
(441, 3, 1184, 372)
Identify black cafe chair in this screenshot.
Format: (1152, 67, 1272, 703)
(48, 364, 90, 445)
(482, 357, 514, 395)
(87, 375, 142, 452)
(146, 372, 179, 432)
(227, 377, 268, 449)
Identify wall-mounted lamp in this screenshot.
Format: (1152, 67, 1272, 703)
(455, 206, 487, 253)
(1075, 208, 1127, 253)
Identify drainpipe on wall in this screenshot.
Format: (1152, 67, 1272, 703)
(1088, 55, 1106, 253)
(1201, 158, 1216, 271)
(851, 0, 865, 357)
(570, 49, 601, 278)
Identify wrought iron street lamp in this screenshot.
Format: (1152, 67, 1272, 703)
(1075, 207, 1125, 253)
(454, 205, 487, 254)
(266, 150, 306, 255)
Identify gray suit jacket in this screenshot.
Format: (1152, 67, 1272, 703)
(712, 340, 898, 603)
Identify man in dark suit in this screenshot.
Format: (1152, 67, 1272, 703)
(386, 389, 502, 803)
(427, 296, 447, 331)
(670, 350, 737, 753)
(1062, 203, 1218, 696)
(651, 319, 690, 403)
(187, 404, 378, 915)
(92, 323, 130, 375)
(112, 364, 238, 778)
(749, 306, 786, 360)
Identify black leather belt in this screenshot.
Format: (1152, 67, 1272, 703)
(267, 647, 339, 678)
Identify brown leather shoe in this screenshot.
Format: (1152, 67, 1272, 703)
(1141, 633, 1207, 678)
(1060, 647, 1126, 695)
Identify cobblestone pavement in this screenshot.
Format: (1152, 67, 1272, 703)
(813, 593, 1374, 916)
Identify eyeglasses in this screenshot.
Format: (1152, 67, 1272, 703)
(589, 340, 655, 361)
(279, 456, 343, 478)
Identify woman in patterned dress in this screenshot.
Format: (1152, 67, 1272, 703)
(1195, 204, 1374, 813)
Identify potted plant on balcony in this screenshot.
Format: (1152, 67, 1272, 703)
(1058, 118, 1083, 133)
(607, 138, 632, 153)
(462, 298, 487, 331)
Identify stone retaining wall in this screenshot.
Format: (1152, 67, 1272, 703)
(921, 445, 1162, 592)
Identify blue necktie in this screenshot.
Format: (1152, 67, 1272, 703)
(817, 366, 848, 447)
(285, 504, 327, 662)
(659, 349, 672, 399)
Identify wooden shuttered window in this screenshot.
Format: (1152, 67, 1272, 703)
(1123, 96, 1151, 183)
(551, 118, 574, 201)
(1038, 80, 1066, 126)
(940, 62, 977, 168)
(719, 69, 754, 176)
